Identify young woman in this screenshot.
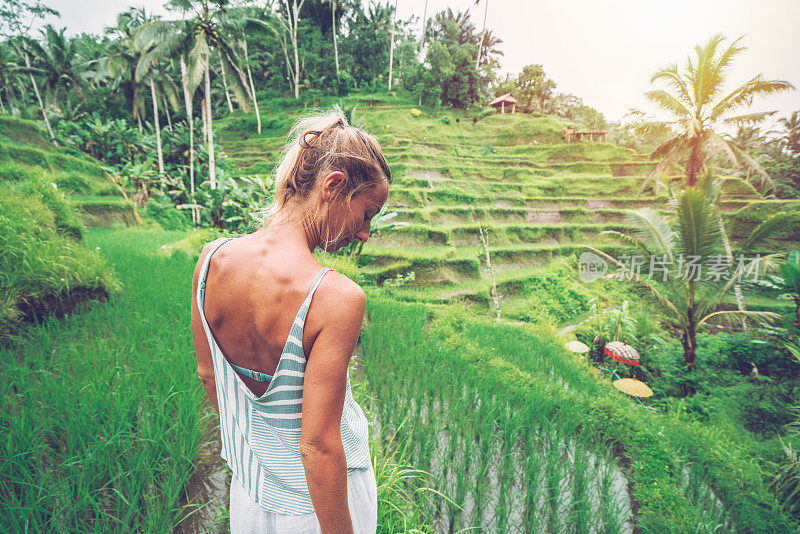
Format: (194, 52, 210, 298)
(191, 110, 391, 533)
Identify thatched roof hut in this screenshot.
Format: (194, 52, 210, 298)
(489, 93, 517, 114)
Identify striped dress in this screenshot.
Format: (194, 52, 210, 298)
(196, 238, 372, 514)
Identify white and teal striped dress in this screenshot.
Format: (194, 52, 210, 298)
(196, 238, 372, 514)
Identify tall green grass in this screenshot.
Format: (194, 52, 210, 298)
(0, 228, 204, 531)
(358, 297, 799, 533)
(1, 227, 435, 532)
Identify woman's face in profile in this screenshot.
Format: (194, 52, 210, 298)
(324, 178, 389, 253)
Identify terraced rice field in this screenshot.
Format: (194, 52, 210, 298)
(218, 100, 798, 325)
(208, 98, 800, 532)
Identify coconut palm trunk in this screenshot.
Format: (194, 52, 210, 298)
(201, 96, 208, 142)
(23, 54, 55, 143)
(0, 91, 6, 114)
(162, 91, 172, 130)
(420, 0, 428, 52)
(387, 0, 397, 91)
(219, 54, 234, 113)
(150, 74, 165, 174)
(180, 56, 198, 225)
(291, 11, 301, 99)
(242, 40, 261, 134)
(204, 59, 216, 189)
(331, 0, 339, 77)
(475, 0, 489, 70)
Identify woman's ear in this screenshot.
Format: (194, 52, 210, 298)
(320, 171, 347, 203)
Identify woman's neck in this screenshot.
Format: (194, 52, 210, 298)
(258, 203, 324, 254)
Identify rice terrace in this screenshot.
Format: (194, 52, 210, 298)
(2, 0, 800, 532)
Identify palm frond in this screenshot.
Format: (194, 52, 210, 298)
(135, 32, 187, 82)
(744, 210, 800, 249)
(707, 131, 739, 168)
(710, 76, 795, 121)
(218, 47, 251, 110)
(639, 151, 679, 197)
(723, 110, 778, 126)
(187, 33, 210, 93)
(695, 168, 722, 204)
(623, 208, 676, 261)
(727, 142, 775, 192)
(697, 309, 780, 329)
(704, 35, 746, 105)
(651, 64, 694, 108)
(651, 132, 687, 160)
(645, 90, 691, 119)
(599, 229, 654, 257)
(577, 245, 685, 324)
(675, 188, 723, 261)
(699, 252, 783, 317)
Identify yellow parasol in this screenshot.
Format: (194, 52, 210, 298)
(565, 340, 590, 354)
(612, 378, 653, 398)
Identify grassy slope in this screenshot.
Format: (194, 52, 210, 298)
(0, 115, 135, 226)
(0, 116, 125, 341)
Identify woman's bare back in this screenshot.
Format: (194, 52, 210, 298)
(198, 232, 343, 397)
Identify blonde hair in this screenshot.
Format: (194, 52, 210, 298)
(261, 109, 391, 250)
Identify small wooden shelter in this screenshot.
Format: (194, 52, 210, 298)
(562, 127, 608, 143)
(489, 93, 517, 114)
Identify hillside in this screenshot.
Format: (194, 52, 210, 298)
(0, 116, 121, 340)
(214, 96, 799, 329)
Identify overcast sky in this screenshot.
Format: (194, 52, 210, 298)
(34, 0, 800, 128)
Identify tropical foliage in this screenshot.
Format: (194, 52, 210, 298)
(640, 34, 795, 192)
(580, 171, 798, 373)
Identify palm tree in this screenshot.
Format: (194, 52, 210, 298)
(103, 8, 151, 132)
(11, 36, 55, 141)
(640, 34, 795, 193)
(580, 174, 797, 372)
(137, 0, 251, 189)
(23, 25, 91, 113)
(134, 46, 180, 175)
(0, 42, 25, 115)
(473, 0, 489, 70)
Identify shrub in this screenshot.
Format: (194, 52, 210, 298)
(739, 383, 797, 435)
(720, 332, 794, 376)
(439, 115, 452, 125)
(54, 172, 92, 194)
(0, 162, 39, 182)
(18, 176, 84, 240)
(145, 196, 191, 231)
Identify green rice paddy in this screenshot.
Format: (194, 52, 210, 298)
(3, 95, 798, 532)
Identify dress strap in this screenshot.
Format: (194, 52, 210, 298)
(293, 267, 333, 328)
(197, 238, 234, 313)
(304, 267, 333, 303)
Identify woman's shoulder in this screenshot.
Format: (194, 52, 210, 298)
(193, 237, 233, 280)
(313, 269, 366, 317)
(318, 269, 365, 302)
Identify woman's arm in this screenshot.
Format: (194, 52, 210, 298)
(300, 278, 366, 534)
(191, 242, 220, 415)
